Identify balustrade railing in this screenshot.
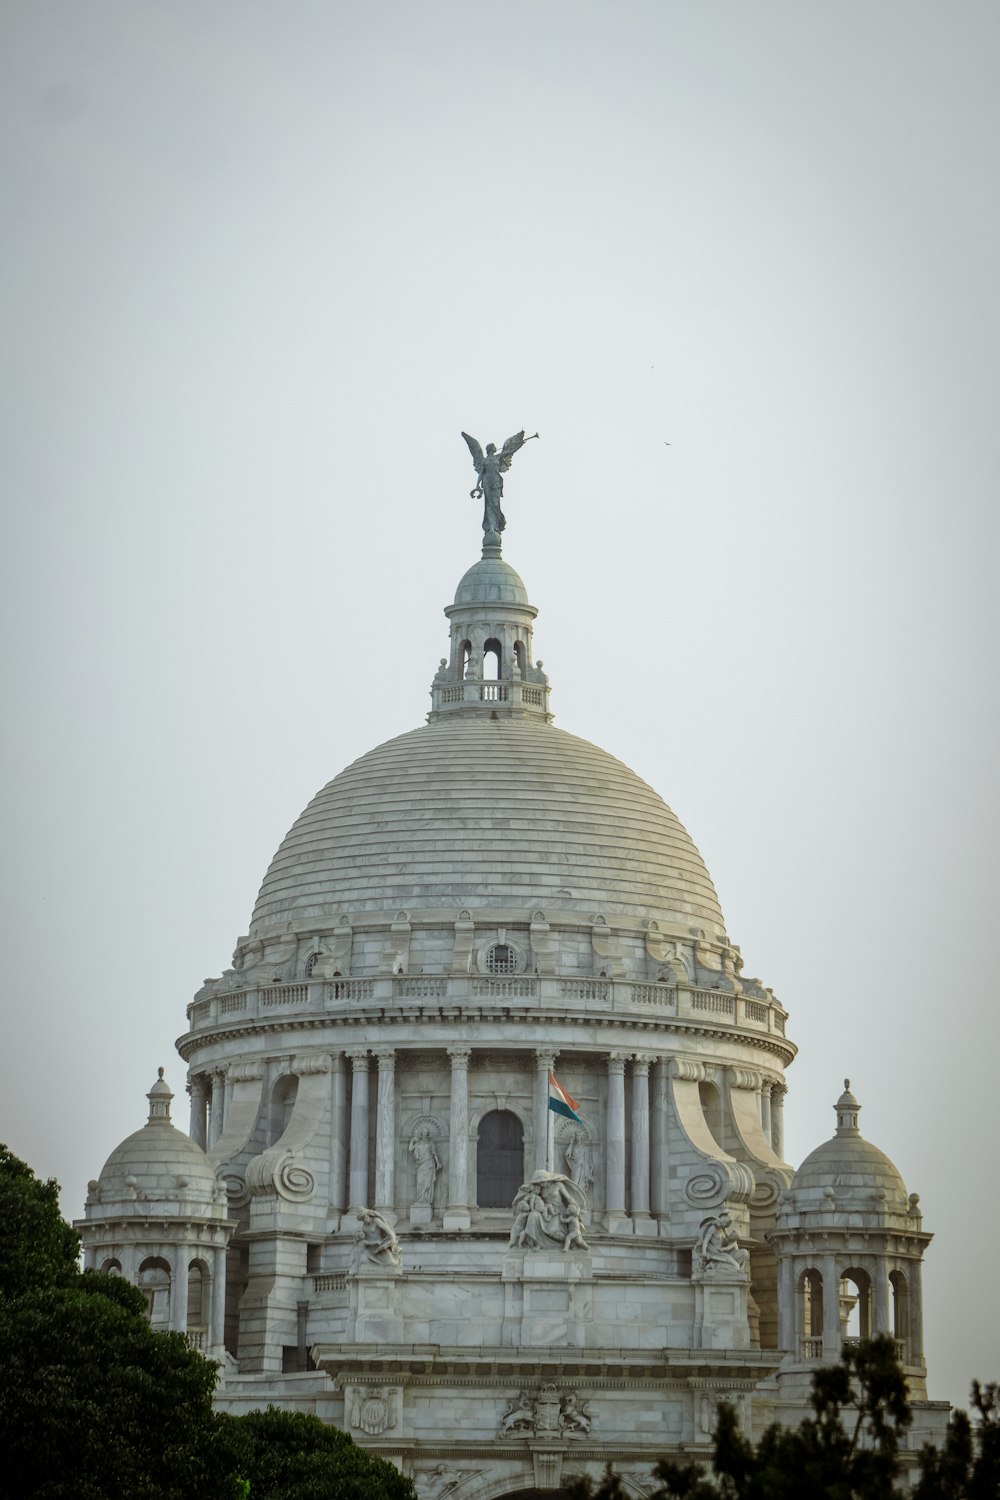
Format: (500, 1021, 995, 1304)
(185, 973, 788, 1039)
(800, 1336, 824, 1360)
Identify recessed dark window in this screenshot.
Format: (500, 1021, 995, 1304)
(486, 944, 517, 975)
(477, 1109, 524, 1207)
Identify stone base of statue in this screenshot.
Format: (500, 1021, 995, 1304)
(408, 1202, 433, 1226)
(349, 1263, 404, 1344)
(690, 1270, 751, 1351)
(500, 1251, 594, 1349)
(443, 1207, 471, 1231)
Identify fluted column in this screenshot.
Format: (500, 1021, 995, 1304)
(329, 1053, 348, 1217)
(444, 1046, 472, 1230)
(630, 1055, 655, 1235)
(374, 1048, 396, 1212)
(650, 1057, 669, 1229)
(347, 1049, 370, 1211)
(208, 1068, 226, 1147)
(188, 1075, 209, 1149)
(170, 1251, 190, 1334)
(771, 1083, 785, 1159)
(605, 1052, 630, 1232)
(534, 1049, 557, 1172)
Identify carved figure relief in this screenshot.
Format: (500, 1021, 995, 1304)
(561, 1125, 594, 1195)
(352, 1208, 402, 1270)
(508, 1171, 589, 1252)
(414, 1465, 483, 1499)
(692, 1212, 750, 1280)
(498, 1385, 592, 1437)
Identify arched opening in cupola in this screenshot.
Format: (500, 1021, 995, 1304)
(483, 638, 502, 680)
(477, 1109, 523, 1207)
(459, 640, 472, 679)
(137, 1256, 172, 1330)
(513, 640, 526, 674)
(187, 1257, 211, 1340)
(799, 1267, 824, 1356)
(890, 1269, 909, 1352)
(840, 1267, 872, 1339)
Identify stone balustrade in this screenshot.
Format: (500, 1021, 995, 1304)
(184, 977, 789, 1043)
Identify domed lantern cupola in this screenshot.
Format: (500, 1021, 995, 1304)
(429, 533, 552, 723)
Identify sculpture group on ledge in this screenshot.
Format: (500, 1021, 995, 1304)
(692, 1211, 749, 1279)
(461, 429, 538, 537)
(508, 1170, 589, 1252)
(353, 1207, 402, 1270)
(499, 1384, 592, 1438)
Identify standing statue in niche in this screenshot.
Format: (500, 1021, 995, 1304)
(408, 1125, 441, 1206)
(353, 1207, 402, 1270)
(692, 1211, 750, 1279)
(563, 1128, 594, 1195)
(461, 430, 538, 537)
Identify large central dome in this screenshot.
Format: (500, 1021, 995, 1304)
(250, 717, 726, 936)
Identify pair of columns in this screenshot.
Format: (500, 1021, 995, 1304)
(188, 1070, 227, 1150)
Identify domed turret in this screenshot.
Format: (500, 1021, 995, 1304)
(76, 1070, 233, 1356)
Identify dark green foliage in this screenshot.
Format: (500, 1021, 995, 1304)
(223, 1406, 417, 1500)
(568, 1337, 913, 1500)
(913, 1381, 1000, 1500)
(0, 1143, 80, 1298)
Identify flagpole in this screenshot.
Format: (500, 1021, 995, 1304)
(547, 1096, 554, 1172)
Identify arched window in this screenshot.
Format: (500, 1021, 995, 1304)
(269, 1075, 298, 1146)
(698, 1081, 726, 1152)
(187, 1258, 210, 1333)
(99, 1257, 122, 1274)
(477, 1110, 524, 1207)
(137, 1256, 172, 1330)
(890, 1270, 909, 1348)
(304, 952, 320, 977)
(483, 638, 502, 680)
(800, 1267, 824, 1347)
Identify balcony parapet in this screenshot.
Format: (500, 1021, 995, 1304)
(184, 977, 790, 1048)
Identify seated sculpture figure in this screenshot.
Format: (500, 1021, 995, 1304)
(692, 1211, 749, 1278)
(508, 1171, 589, 1253)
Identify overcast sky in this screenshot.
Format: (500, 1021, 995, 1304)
(1, 1, 997, 1410)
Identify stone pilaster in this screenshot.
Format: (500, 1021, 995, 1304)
(188, 1074, 209, 1149)
(605, 1052, 630, 1233)
(374, 1048, 396, 1214)
(445, 1046, 472, 1230)
(771, 1083, 786, 1159)
(329, 1052, 348, 1217)
(170, 1250, 189, 1334)
(208, 1068, 226, 1147)
(760, 1079, 773, 1140)
(650, 1056, 669, 1230)
(630, 1055, 656, 1235)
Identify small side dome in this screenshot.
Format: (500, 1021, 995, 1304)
(95, 1069, 219, 1205)
(791, 1078, 909, 1211)
(453, 556, 530, 606)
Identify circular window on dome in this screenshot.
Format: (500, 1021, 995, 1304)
(479, 941, 524, 976)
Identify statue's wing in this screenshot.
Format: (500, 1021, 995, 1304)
(461, 431, 484, 474)
(497, 429, 526, 473)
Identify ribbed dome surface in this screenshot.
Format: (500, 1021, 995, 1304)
(250, 718, 726, 935)
(793, 1136, 907, 1202)
(97, 1122, 218, 1203)
(453, 556, 529, 606)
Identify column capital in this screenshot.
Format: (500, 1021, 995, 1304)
(374, 1048, 397, 1070)
(607, 1052, 628, 1074)
(447, 1046, 472, 1066)
(760, 1078, 775, 1098)
(631, 1055, 652, 1077)
(534, 1049, 558, 1070)
(346, 1048, 370, 1069)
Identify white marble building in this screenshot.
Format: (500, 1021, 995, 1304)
(78, 532, 948, 1496)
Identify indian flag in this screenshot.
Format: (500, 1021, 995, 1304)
(548, 1071, 583, 1124)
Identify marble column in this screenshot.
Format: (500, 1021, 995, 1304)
(347, 1049, 370, 1211)
(909, 1263, 924, 1363)
(650, 1057, 669, 1229)
(872, 1261, 890, 1336)
(188, 1075, 209, 1150)
(821, 1255, 842, 1360)
(777, 1252, 796, 1353)
(208, 1069, 226, 1147)
(445, 1046, 472, 1231)
(170, 1250, 190, 1335)
(630, 1055, 655, 1235)
(329, 1053, 348, 1216)
(534, 1049, 557, 1172)
(374, 1048, 396, 1213)
(605, 1052, 630, 1232)
(210, 1245, 227, 1352)
(771, 1083, 785, 1159)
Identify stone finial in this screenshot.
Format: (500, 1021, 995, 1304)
(146, 1066, 173, 1124)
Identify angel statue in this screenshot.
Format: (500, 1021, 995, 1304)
(461, 429, 538, 537)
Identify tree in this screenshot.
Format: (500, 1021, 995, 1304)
(567, 1337, 913, 1500)
(913, 1381, 1000, 1500)
(223, 1406, 417, 1500)
(0, 1143, 80, 1298)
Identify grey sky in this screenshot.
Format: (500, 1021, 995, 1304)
(1, 1, 997, 1408)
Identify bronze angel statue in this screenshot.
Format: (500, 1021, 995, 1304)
(461, 429, 538, 536)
